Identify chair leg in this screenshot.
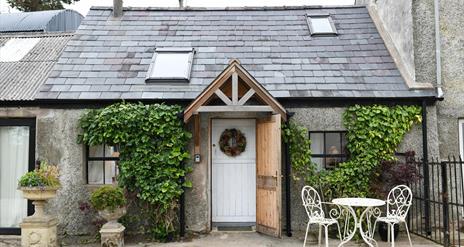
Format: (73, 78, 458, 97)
(387, 223, 390, 243)
(324, 225, 329, 247)
(404, 221, 413, 247)
(336, 222, 342, 242)
(303, 222, 311, 247)
(391, 223, 395, 247)
(318, 224, 322, 247)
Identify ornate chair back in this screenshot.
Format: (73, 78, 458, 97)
(301, 186, 325, 221)
(386, 185, 413, 220)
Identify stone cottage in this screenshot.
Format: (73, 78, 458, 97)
(0, 1, 452, 239)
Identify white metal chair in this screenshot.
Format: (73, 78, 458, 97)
(301, 185, 341, 247)
(375, 185, 413, 247)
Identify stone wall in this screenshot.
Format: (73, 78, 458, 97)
(360, 0, 464, 158)
(362, 0, 416, 81)
(0, 104, 440, 236)
(435, 0, 464, 157)
(0, 107, 95, 236)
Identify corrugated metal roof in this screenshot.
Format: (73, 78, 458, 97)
(38, 6, 435, 100)
(0, 9, 83, 33)
(0, 33, 73, 101)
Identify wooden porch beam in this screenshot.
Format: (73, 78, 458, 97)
(237, 88, 255, 105)
(214, 89, 232, 105)
(232, 72, 238, 105)
(194, 114, 200, 154)
(197, 105, 274, 113)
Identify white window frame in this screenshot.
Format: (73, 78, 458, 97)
(459, 119, 464, 159)
(146, 47, 194, 82)
(306, 14, 337, 36)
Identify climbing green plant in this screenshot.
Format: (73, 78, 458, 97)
(78, 102, 191, 240)
(282, 121, 318, 184)
(320, 104, 422, 198)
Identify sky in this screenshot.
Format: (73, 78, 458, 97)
(1, 0, 355, 15)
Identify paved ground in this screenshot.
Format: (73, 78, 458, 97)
(1, 231, 441, 247)
(139, 231, 440, 247)
(119, 231, 440, 247)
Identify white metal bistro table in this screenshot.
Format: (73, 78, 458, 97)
(332, 198, 385, 247)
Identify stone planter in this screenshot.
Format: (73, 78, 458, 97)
(99, 207, 126, 247)
(18, 187, 59, 247)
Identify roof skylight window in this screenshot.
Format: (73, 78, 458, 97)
(146, 48, 194, 82)
(306, 15, 337, 35)
(0, 38, 40, 62)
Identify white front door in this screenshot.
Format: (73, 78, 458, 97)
(212, 119, 256, 223)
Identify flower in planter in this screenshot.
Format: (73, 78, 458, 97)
(90, 185, 126, 212)
(18, 160, 60, 188)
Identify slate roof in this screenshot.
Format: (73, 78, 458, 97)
(37, 5, 436, 100)
(0, 10, 83, 33)
(0, 33, 74, 101)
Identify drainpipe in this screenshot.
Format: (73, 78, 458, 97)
(180, 161, 186, 237)
(284, 112, 295, 237)
(178, 111, 186, 237)
(421, 100, 431, 235)
(434, 0, 444, 98)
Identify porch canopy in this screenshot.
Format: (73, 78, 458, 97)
(183, 59, 287, 123)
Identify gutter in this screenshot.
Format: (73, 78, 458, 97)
(434, 0, 444, 98)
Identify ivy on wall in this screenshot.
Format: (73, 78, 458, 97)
(78, 102, 191, 239)
(285, 104, 422, 198)
(282, 122, 317, 184)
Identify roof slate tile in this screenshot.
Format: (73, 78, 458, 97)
(37, 6, 436, 100)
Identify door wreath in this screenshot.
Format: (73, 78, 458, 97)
(219, 128, 247, 157)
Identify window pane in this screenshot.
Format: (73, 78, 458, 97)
(104, 161, 118, 184)
(106, 145, 120, 158)
(325, 157, 342, 169)
(311, 157, 324, 171)
(325, 133, 341, 156)
(310, 17, 334, 33)
(0, 126, 29, 227)
(150, 52, 191, 79)
(310, 133, 324, 155)
(88, 161, 104, 184)
(341, 133, 347, 154)
(89, 145, 104, 157)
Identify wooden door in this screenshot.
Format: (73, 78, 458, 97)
(256, 114, 281, 237)
(212, 119, 256, 223)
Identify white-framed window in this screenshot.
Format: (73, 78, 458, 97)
(459, 119, 464, 159)
(146, 48, 194, 82)
(306, 15, 337, 35)
(0, 38, 40, 62)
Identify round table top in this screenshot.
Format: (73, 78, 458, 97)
(332, 197, 385, 207)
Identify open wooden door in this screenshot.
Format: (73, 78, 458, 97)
(256, 114, 282, 237)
